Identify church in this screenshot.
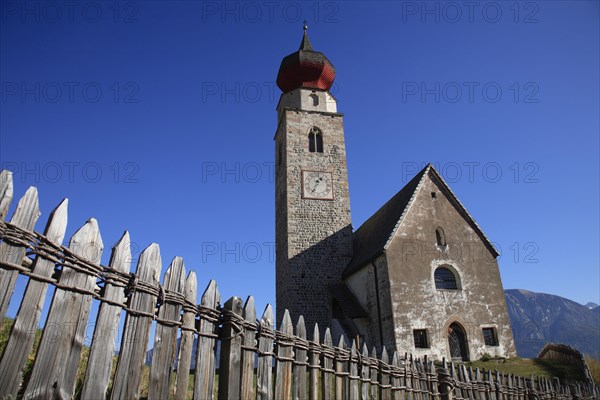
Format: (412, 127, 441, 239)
(274, 28, 517, 362)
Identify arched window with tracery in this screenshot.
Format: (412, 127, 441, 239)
(308, 127, 323, 153)
(436, 227, 446, 246)
(434, 266, 459, 290)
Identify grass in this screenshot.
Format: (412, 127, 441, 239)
(467, 357, 589, 382)
(584, 355, 600, 384)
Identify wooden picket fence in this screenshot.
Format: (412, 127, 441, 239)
(0, 169, 598, 399)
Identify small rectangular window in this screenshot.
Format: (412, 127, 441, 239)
(431, 192, 437, 198)
(413, 329, 429, 348)
(482, 327, 498, 346)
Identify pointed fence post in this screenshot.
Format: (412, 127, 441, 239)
(274, 309, 293, 400)
(419, 358, 429, 400)
(149, 256, 186, 399)
(391, 352, 400, 400)
(321, 328, 334, 400)
(0, 199, 67, 397)
(488, 370, 497, 400)
(439, 358, 453, 400)
(293, 316, 307, 400)
(414, 357, 423, 400)
(111, 243, 162, 399)
(219, 296, 244, 400)
(256, 304, 274, 400)
(380, 346, 391, 400)
(241, 296, 257, 400)
(348, 340, 359, 400)
(81, 231, 131, 399)
(24, 218, 103, 400)
(308, 324, 320, 400)
(526, 376, 537, 400)
(475, 368, 484, 400)
(370, 347, 379, 400)
(0, 170, 14, 220)
(174, 271, 197, 400)
(429, 359, 440, 400)
(360, 344, 370, 400)
(193, 280, 221, 400)
(335, 335, 346, 400)
(459, 364, 472, 400)
(507, 374, 515, 400)
(0, 186, 40, 321)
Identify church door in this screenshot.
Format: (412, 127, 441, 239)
(448, 322, 469, 361)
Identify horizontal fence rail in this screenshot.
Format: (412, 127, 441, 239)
(0, 170, 598, 399)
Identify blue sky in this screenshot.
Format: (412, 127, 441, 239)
(1, 1, 598, 325)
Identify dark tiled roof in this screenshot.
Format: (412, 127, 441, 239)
(330, 283, 368, 318)
(343, 165, 430, 277)
(276, 29, 336, 93)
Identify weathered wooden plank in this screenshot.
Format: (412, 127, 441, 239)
(450, 363, 461, 400)
(256, 304, 274, 400)
(380, 346, 391, 400)
(110, 243, 162, 399)
(429, 359, 440, 400)
(411, 356, 420, 400)
(219, 296, 244, 400)
(404, 353, 415, 400)
(274, 309, 293, 400)
(0, 198, 67, 396)
(391, 352, 400, 400)
(460, 364, 473, 400)
(308, 324, 320, 400)
(370, 347, 378, 400)
(193, 279, 221, 400)
(360, 344, 370, 400)
(241, 296, 257, 400)
(81, 230, 131, 399)
(438, 359, 452, 400)
(335, 335, 346, 400)
(422, 359, 431, 400)
(0, 170, 14, 220)
(0, 187, 40, 322)
(348, 340, 359, 400)
(23, 218, 103, 400)
(149, 256, 186, 399)
(293, 315, 307, 400)
(322, 328, 334, 400)
(416, 359, 425, 400)
(174, 270, 197, 400)
(475, 368, 485, 400)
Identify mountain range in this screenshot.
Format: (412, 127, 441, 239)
(505, 289, 600, 359)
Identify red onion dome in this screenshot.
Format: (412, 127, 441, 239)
(276, 27, 336, 93)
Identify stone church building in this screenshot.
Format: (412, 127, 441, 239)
(274, 29, 517, 361)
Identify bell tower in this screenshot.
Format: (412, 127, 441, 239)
(275, 26, 353, 330)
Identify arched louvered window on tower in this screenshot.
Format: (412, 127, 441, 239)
(308, 127, 323, 153)
(434, 266, 460, 290)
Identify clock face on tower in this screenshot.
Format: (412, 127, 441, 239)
(302, 170, 334, 200)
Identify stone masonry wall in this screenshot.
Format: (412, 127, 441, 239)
(384, 172, 517, 360)
(275, 89, 353, 332)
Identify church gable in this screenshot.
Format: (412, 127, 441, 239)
(343, 164, 497, 279)
(383, 167, 516, 359)
(387, 166, 499, 258)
